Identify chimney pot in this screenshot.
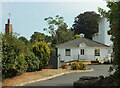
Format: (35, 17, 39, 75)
(8, 19, 10, 24)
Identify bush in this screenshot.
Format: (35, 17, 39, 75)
(71, 62, 80, 70)
(25, 53, 42, 72)
(79, 62, 87, 70)
(33, 41, 50, 68)
(61, 63, 68, 69)
(2, 35, 28, 79)
(71, 62, 87, 70)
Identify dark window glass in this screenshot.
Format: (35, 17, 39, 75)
(95, 49, 100, 56)
(65, 49, 71, 56)
(81, 49, 84, 55)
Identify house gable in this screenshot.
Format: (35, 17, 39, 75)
(79, 43, 87, 47)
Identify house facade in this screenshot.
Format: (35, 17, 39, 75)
(56, 34, 109, 62)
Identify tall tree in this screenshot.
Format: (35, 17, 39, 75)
(18, 36, 29, 45)
(32, 41, 50, 68)
(44, 15, 67, 38)
(44, 15, 74, 44)
(30, 32, 45, 44)
(99, 1, 120, 86)
(53, 29, 74, 44)
(44, 35, 52, 43)
(71, 11, 101, 39)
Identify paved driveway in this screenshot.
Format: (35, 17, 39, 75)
(25, 64, 112, 86)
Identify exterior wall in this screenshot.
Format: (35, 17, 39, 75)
(92, 18, 112, 46)
(57, 47, 108, 62)
(98, 18, 106, 44)
(104, 18, 112, 46)
(92, 34, 99, 42)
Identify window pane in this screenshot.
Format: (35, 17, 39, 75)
(81, 49, 84, 55)
(65, 49, 71, 56)
(95, 49, 100, 56)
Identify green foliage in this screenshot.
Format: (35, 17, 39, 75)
(74, 34, 80, 39)
(25, 53, 42, 72)
(2, 35, 28, 79)
(30, 32, 46, 44)
(18, 36, 30, 45)
(98, 1, 120, 85)
(44, 15, 67, 37)
(72, 11, 101, 39)
(44, 35, 52, 43)
(50, 47, 56, 57)
(53, 29, 74, 44)
(44, 15, 74, 45)
(32, 41, 50, 67)
(79, 62, 87, 70)
(96, 57, 98, 61)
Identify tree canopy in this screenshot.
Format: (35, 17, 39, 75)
(30, 32, 46, 44)
(44, 15, 74, 45)
(18, 36, 29, 45)
(2, 35, 28, 79)
(71, 11, 101, 39)
(32, 41, 50, 68)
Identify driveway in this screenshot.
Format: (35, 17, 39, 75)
(24, 64, 112, 86)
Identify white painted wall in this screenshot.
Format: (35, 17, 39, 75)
(57, 47, 108, 62)
(92, 17, 112, 46)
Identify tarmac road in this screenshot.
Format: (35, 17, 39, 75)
(24, 64, 112, 86)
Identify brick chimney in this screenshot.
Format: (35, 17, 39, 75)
(5, 18, 12, 35)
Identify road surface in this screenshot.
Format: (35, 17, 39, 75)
(24, 64, 112, 86)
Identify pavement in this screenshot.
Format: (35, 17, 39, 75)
(23, 64, 112, 86)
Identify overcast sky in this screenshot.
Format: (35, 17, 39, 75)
(1, 0, 108, 39)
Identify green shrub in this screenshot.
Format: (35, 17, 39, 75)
(2, 35, 28, 79)
(61, 63, 68, 69)
(79, 62, 87, 70)
(25, 53, 42, 72)
(33, 41, 50, 68)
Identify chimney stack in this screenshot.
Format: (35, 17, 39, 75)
(5, 18, 12, 36)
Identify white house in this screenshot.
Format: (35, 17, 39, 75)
(56, 34, 110, 62)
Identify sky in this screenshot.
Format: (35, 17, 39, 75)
(1, 0, 108, 40)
